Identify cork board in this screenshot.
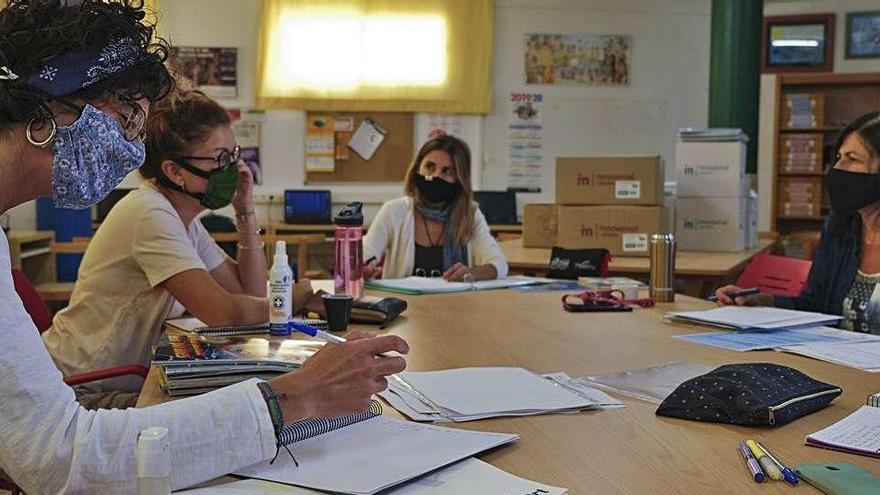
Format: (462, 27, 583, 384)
(305, 112, 414, 183)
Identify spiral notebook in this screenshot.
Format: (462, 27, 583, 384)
(166, 317, 328, 336)
(236, 401, 519, 494)
(869, 392, 880, 408)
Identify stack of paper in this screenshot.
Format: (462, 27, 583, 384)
(806, 406, 880, 458)
(678, 127, 749, 142)
(666, 306, 841, 331)
(780, 339, 880, 372)
(181, 458, 568, 494)
(380, 367, 619, 422)
(234, 415, 519, 494)
(674, 326, 870, 352)
(366, 275, 555, 295)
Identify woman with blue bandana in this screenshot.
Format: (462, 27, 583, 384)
(363, 135, 508, 281)
(0, 1, 407, 493)
(41, 89, 314, 410)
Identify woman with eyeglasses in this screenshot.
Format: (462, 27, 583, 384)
(41, 89, 314, 409)
(0, 3, 406, 492)
(363, 134, 508, 281)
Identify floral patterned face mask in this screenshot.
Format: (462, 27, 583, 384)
(51, 104, 146, 209)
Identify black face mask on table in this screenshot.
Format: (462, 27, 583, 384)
(415, 174, 461, 206)
(826, 167, 880, 214)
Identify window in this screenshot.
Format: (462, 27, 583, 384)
(258, 0, 492, 113)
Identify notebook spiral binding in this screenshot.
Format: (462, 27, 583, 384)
(193, 318, 329, 337)
(279, 400, 382, 446)
(868, 394, 880, 408)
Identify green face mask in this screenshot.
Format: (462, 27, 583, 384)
(167, 155, 240, 210)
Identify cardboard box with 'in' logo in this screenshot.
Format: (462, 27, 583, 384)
(556, 205, 665, 257)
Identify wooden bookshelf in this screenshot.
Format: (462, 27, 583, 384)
(772, 72, 880, 237)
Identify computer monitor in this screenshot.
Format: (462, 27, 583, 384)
(284, 190, 333, 224)
(473, 191, 519, 225)
(94, 188, 133, 223)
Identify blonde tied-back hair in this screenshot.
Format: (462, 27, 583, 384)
(404, 135, 476, 246)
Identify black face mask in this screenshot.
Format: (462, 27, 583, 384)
(415, 174, 461, 206)
(826, 167, 880, 214)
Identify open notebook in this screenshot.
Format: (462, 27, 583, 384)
(806, 405, 880, 458)
(365, 275, 554, 295)
(235, 401, 518, 494)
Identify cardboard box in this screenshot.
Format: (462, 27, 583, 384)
(675, 141, 748, 198)
(675, 197, 748, 252)
(522, 203, 558, 248)
(555, 156, 663, 206)
(556, 206, 665, 257)
(747, 190, 758, 249)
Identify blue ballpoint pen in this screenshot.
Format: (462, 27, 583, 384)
(707, 287, 761, 303)
(756, 441, 799, 486)
(288, 320, 346, 344)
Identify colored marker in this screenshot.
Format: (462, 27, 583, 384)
(738, 441, 765, 483)
(746, 439, 782, 481)
(756, 441, 799, 485)
(708, 288, 761, 302)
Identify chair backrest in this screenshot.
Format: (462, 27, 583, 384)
(10, 268, 53, 332)
(735, 253, 812, 297)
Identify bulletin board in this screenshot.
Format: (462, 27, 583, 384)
(305, 112, 414, 183)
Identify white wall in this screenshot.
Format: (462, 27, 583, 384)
(7, 0, 712, 228)
(757, 0, 880, 231)
(487, 0, 710, 211)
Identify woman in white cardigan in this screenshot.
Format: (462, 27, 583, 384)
(364, 135, 508, 281)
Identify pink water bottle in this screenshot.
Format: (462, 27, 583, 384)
(333, 202, 364, 299)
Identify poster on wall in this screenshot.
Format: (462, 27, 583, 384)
(525, 33, 631, 86)
(168, 47, 238, 98)
(228, 109, 264, 185)
(507, 92, 544, 193)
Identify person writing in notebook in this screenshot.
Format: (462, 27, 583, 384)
(715, 112, 880, 335)
(41, 89, 313, 409)
(363, 134, 508, 281)
(0, 2, 407, 493)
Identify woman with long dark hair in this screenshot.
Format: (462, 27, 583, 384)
(716, 111, 880, 334)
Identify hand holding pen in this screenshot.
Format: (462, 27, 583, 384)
(711, 286, 768, 306)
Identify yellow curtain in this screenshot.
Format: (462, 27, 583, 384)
(256, 0, 493, 114)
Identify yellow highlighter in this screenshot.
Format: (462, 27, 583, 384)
(746, 439, 782, 481)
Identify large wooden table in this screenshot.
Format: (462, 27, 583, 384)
(139, 287, 878, 494)
(500, 237, 777, 297)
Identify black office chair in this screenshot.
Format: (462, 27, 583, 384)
(473, 191, 519, 225)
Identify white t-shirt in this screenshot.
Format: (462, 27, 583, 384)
(0, 228, 276, 494)
(42, 181, 228, 391)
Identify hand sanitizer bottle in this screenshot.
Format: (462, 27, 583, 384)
(269, 240, 293, 336)
(137, 426, 171, 495)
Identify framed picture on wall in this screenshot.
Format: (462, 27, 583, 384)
(846, 11, 880, 59)
(762, 14, 835, 73)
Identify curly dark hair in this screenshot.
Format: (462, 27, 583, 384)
(0, 0, 173, 128)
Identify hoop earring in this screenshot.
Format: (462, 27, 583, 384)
(26, 117, 56, 148)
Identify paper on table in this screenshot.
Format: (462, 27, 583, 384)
(235, 415, 518, 495)
(398, 367, 592, 417)
(181, 458, 567, 495)
(542, 372, 625, 409)
(780, 339, 880, 372)
(674, 326, 867, 352)
(806, 406, 880, 457)
(667, 306, 841, 331)
(586, 361, 716, 404)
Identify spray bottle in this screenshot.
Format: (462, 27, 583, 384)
(269, 240, 293, 336)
